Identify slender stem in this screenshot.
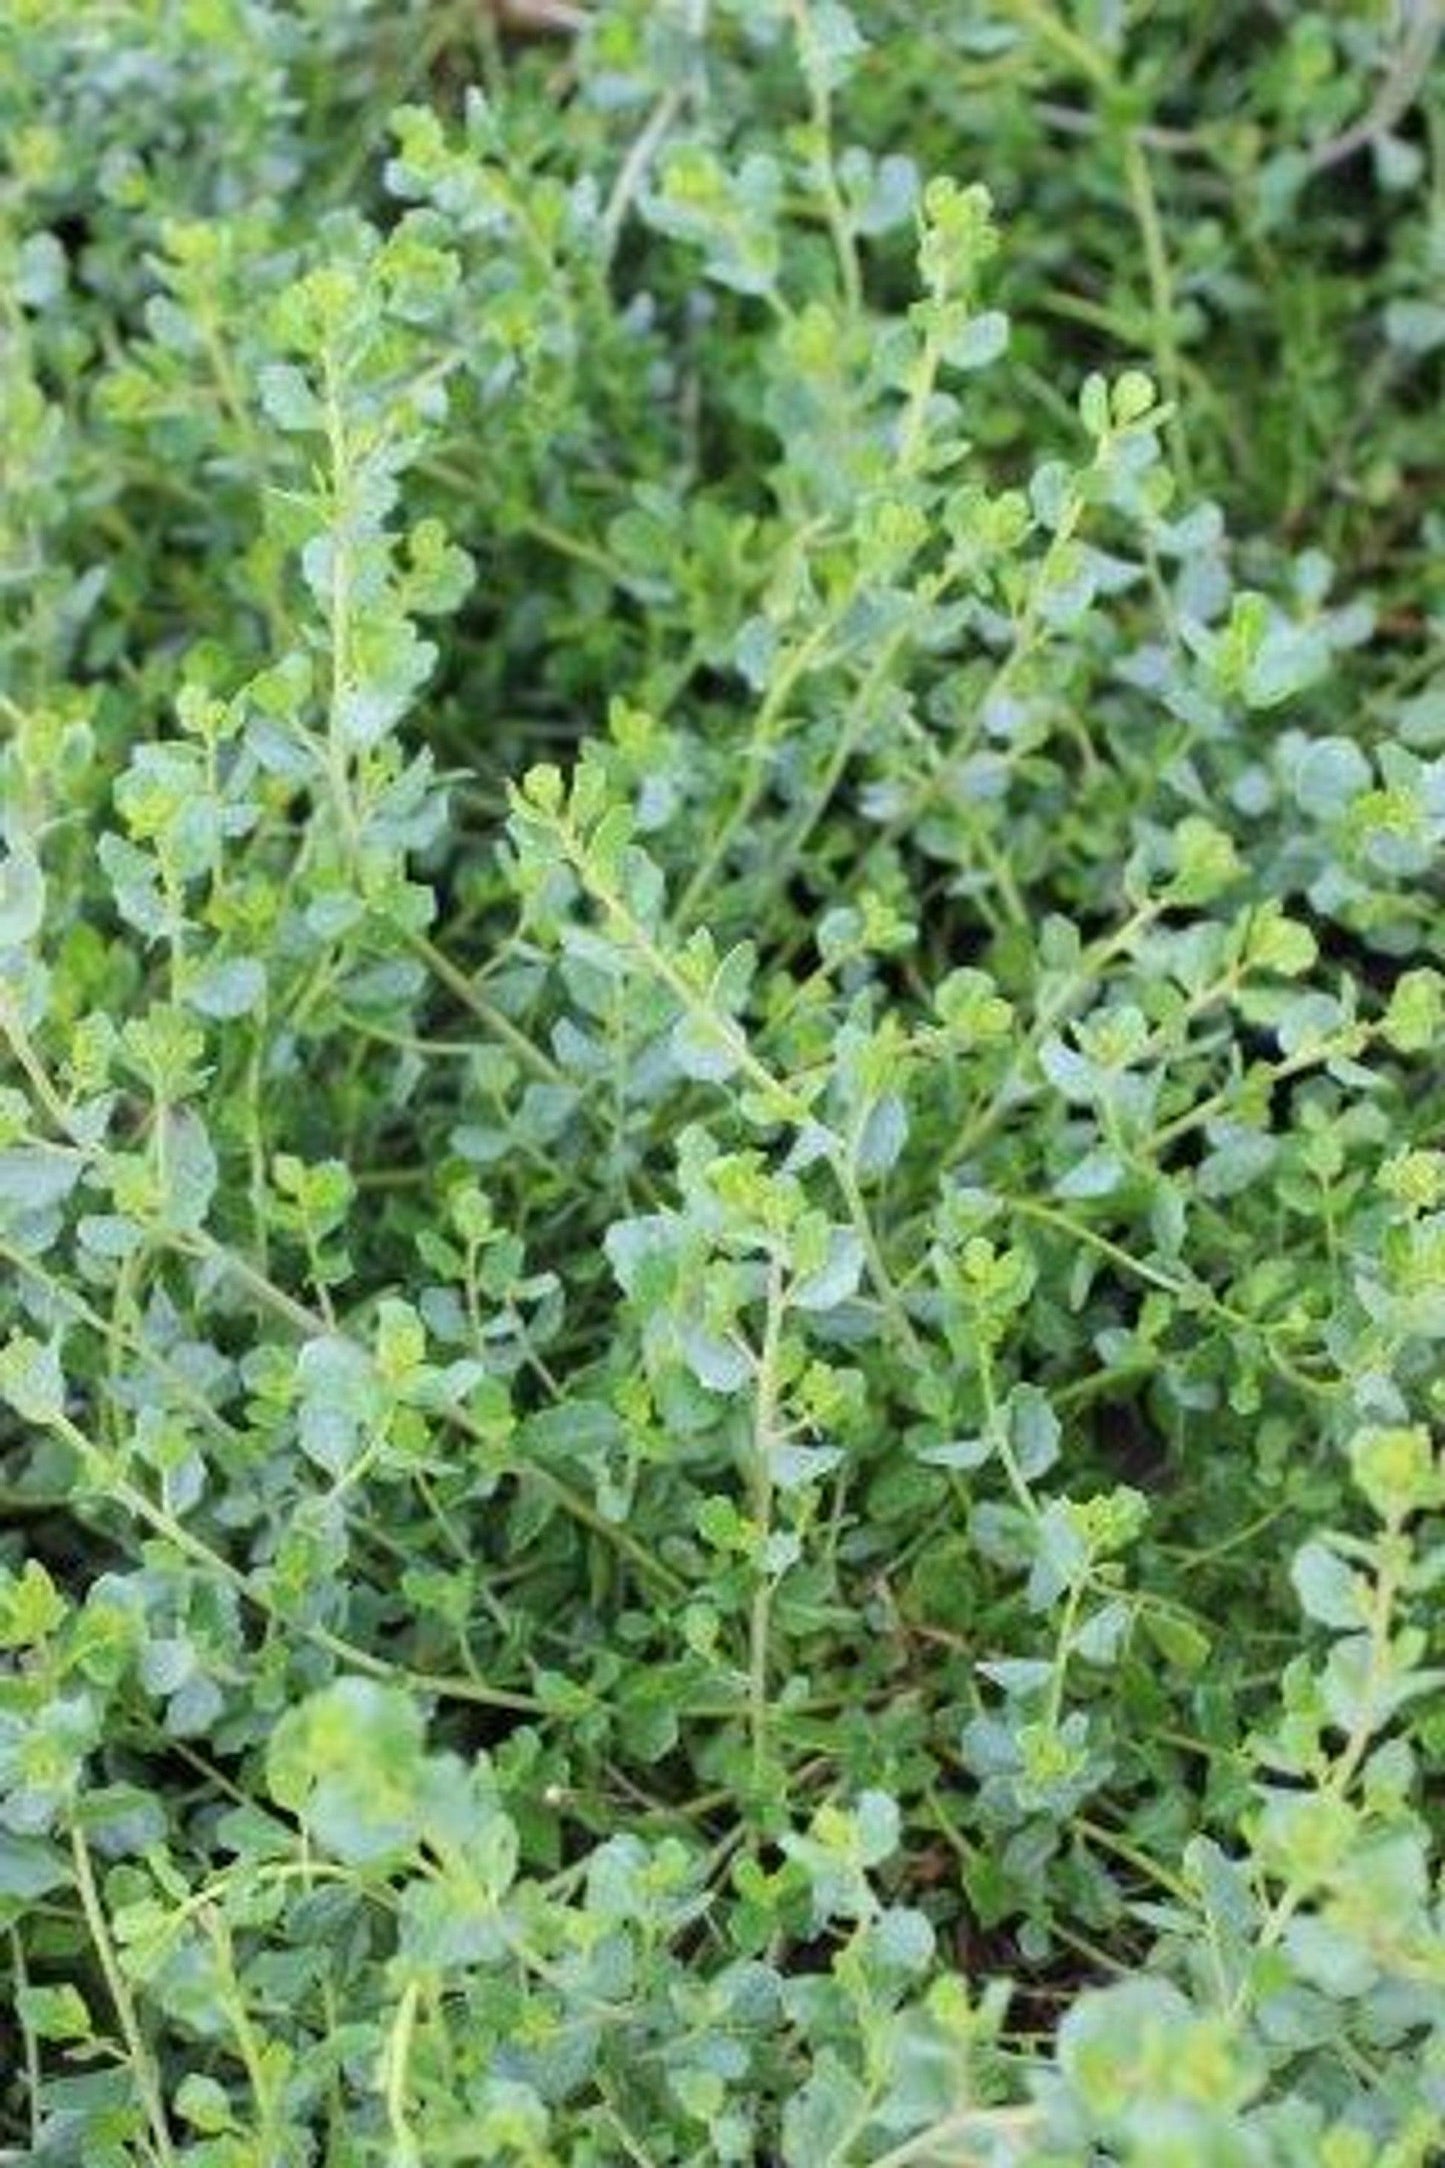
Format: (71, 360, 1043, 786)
(830, 1152, 923, 1363)
(1003, 1193, 1334, 1399)
(994, 0, 1112, 89)
(405, 928, 567, 1085)
(789, 0, 863, 313)
(557, 820, 922, 1358)
(1158, 1504, 1290, 1567)
(978, 1340, 1038, 1520)
(202, 1908, 283, 2151)
(864, 2106, 1044, 2168)
(0, 1003, 74, 1135)
(382, 1978, 421, 2163)
(1236, 1546, 1403, 2009)
(602, 2103, 666, 2168)
(50, 1404, 541, 1711)
(1046, 1578, 1084, 1727)
(8, 1928, 43, 2153)
(600, 85, 685, 268)
(189, 1229, 688, 1597)
(320, 349, 361, 861)
(890, 466, 1095, 845)
(748, 1255, 787, 1788)
(514, 513, 626, 581)
(1147, 1026, 1372, 1154)
(1122, 130, 1192, 485)
(1072, 1815, 1194, 1905)
(948, 899, 1160, 1164)
(1307, 0, 1445, 174)
(897, 321, 942, 467)
(70, 1824, 178, 2168)
(764, 601, 936, 902)
(674, 613, 836, 925)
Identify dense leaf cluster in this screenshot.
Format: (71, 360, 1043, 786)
(2, 3, 1444, 2163)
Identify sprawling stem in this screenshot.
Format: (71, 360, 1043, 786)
(748, 1253, 787, 1788)
(71, 1824, 178, 2168)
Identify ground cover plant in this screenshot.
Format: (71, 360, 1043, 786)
(2, 1, 1444, 2160)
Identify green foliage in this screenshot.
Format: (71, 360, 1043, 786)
(2, 1, 1444, 2162)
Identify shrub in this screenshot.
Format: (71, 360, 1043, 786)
(2, 4, 1443, 2163)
